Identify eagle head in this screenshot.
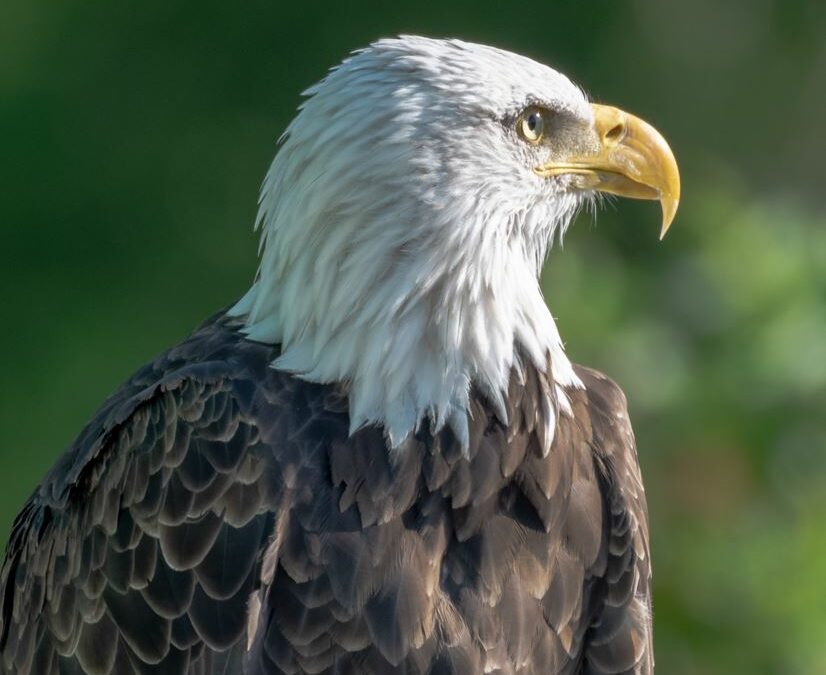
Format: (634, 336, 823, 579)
(230, 36, 679, 450)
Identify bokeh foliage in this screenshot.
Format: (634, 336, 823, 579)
(1, 1, 824, 673)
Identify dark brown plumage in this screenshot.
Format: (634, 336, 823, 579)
(0, 311, 651, 674)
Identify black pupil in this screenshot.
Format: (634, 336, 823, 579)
(528, 112, 540, 131)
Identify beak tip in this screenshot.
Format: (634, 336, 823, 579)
(658, 196, 679, 240)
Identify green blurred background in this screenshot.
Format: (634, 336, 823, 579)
(1, 1, 825, 672)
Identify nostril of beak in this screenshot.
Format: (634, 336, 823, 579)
(592, 105, 627, 147)
(604, 122, 625, 144)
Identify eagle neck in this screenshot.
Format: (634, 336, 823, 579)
(230, 232, 581, 453)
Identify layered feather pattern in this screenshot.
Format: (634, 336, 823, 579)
(0, 314, 651, 674)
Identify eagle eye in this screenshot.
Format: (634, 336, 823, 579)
(518, 106, 546, 144)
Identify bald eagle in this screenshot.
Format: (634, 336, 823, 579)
(0, 36, 679, 675)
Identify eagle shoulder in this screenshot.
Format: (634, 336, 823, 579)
(570, 364, 653, 675)
(0, 314, 287, 675)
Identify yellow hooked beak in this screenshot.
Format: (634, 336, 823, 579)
(535, 104, 680, 238)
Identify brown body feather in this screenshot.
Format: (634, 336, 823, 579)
(0, 312, 651, 674)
